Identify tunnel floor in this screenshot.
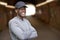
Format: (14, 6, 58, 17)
(0, 16, 60, 40)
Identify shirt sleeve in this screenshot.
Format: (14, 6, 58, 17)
(9, 21, 26, 40)
(26, 20, 38, 38)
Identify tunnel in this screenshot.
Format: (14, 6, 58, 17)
(0, 0, 60, 40)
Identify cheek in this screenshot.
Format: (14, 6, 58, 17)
(18, 10, 22, 13)
(25, 10, 26, 13)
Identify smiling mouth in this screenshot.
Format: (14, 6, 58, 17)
(21, 13, 26, 16)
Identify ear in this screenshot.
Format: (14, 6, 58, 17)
(15, 9, 18, 13)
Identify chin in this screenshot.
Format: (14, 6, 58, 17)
(22, 16, 25, 18)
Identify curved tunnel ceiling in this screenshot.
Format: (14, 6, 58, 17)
(0, 0, 46, 6)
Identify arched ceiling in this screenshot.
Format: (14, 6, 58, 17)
(0, 0, 46, 6)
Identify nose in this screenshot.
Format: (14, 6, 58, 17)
(22, 9, 26, 12)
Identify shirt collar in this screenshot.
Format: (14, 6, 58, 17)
(16, 15, 25, 21)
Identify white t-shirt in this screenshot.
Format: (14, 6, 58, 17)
(9, 16, 38, 40)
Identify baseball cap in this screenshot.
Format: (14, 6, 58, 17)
(15, 1, 27, 9)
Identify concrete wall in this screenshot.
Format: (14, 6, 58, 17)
(0, 5, 14, 31)
(0, 6, 7, 31)
(36, 1, 60, 30)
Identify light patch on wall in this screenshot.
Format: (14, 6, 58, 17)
(39, 10, 42, 14)
(0, 1, 7, 6)
(26, 4, 36, 16)
(36, 0, 54, 7)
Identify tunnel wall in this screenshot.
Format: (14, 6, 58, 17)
(0, 6, 7, 31)
(36, 1, 60, 30)
(0, 5, 15, 32)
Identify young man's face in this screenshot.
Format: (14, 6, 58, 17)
(16, 7, 26, 18)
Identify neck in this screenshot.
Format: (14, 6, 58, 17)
(17, 15, 24, 21)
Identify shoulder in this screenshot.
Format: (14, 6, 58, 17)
(9, 17, 17, 24)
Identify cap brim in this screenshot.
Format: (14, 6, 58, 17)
(16, 6, 27, 9)
(23, 6, 27, 8)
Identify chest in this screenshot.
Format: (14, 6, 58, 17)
(16, 19, 30, 31)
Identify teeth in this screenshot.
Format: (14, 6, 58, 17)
(21, 13, 25, 16)
(22, 13, 24, 14)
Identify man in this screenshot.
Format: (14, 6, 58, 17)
(9, 1, 38, 40)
